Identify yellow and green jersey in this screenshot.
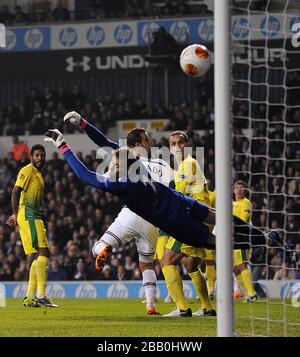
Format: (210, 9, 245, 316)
(15, 163, 44, 220)
(207, 191, 251, 221)
(175, 155, 210, 205)
(208, 190, 216, 208)
(232, 197, 252, 223)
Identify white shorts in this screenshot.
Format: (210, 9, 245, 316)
(99, 207, 159, 263)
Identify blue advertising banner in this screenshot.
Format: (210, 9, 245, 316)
(51, 21, 137, 50)
(2, 280, 299, 300)
(0, 14, 299, 52)
(2, 281, 197, 299)
(0, 26, 50, 52)
(137, 14, 299, 45)
(138, 19, 193, 45)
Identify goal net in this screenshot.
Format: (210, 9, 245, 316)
(231, 0, 300, 336)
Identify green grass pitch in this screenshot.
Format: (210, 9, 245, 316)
(0, 298, 299, 337)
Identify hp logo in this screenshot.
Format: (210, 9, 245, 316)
(232, 17, 250, 39)
(75, 284, 97, 298)
(260, 16, 281, 37)
(197, 19, 214, 43)
(59, 27, 77, 47)
(141, 22, 160, 43)
(24, 28, 44, 49)
(170, 21, 189, 43)
(46, 283, 65, 298)
(107, 283, 129, 298)
(87, 26, 105, 46)
(114, 24, 133, 44)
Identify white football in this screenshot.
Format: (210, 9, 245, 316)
(180, 44, 211, 77)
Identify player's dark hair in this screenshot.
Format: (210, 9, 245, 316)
(31, 144, 46, 156)
(234, 180, 248, 188)
(169, 131, 189, 143)
(126, 128, 146, 148)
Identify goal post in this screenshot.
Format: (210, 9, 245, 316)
(214, 0, 234, 337)
(214, 0, 300, 337)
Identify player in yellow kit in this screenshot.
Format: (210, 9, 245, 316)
(232, 180, 257, 302)
(154, 230, 174, 303)
(202, 190, 216, 300)
(6, 145, 57, 308)
(203, 181, 257, 302)
(161, 131, 216, 317)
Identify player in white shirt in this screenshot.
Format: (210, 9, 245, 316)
(63, 111, 173, 315)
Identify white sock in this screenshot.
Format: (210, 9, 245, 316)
(92, 232, 122, 257)
(142, 269, 157, 307)
(92, 241, 107, 257)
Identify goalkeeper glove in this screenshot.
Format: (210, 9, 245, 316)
(44, 129, 66, 148)
(63, 111, 82, 126)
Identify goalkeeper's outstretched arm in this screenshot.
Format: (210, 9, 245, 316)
(63, 111, 119, 149)
(81, 119, 119, 149)
(63, 149, 124, 192)
(44, 129, 124, 193)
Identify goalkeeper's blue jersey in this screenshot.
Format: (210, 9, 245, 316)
(63, 149, 210, 247)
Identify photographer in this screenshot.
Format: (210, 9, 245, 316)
(150, 26, 179, 57)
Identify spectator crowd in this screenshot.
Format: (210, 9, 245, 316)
(0, 84, 216, 136)
(0, 0, 211, 26)
(0, 0, 292, 26)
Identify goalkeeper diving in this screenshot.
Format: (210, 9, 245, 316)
(44, 129, 282, 254)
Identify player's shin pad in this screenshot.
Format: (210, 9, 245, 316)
(233, 216, 266, 249)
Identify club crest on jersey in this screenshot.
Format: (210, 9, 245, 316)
(178, 174, 187, 179)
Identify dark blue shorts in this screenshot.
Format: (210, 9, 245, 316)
(162, 200, 210, 248)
